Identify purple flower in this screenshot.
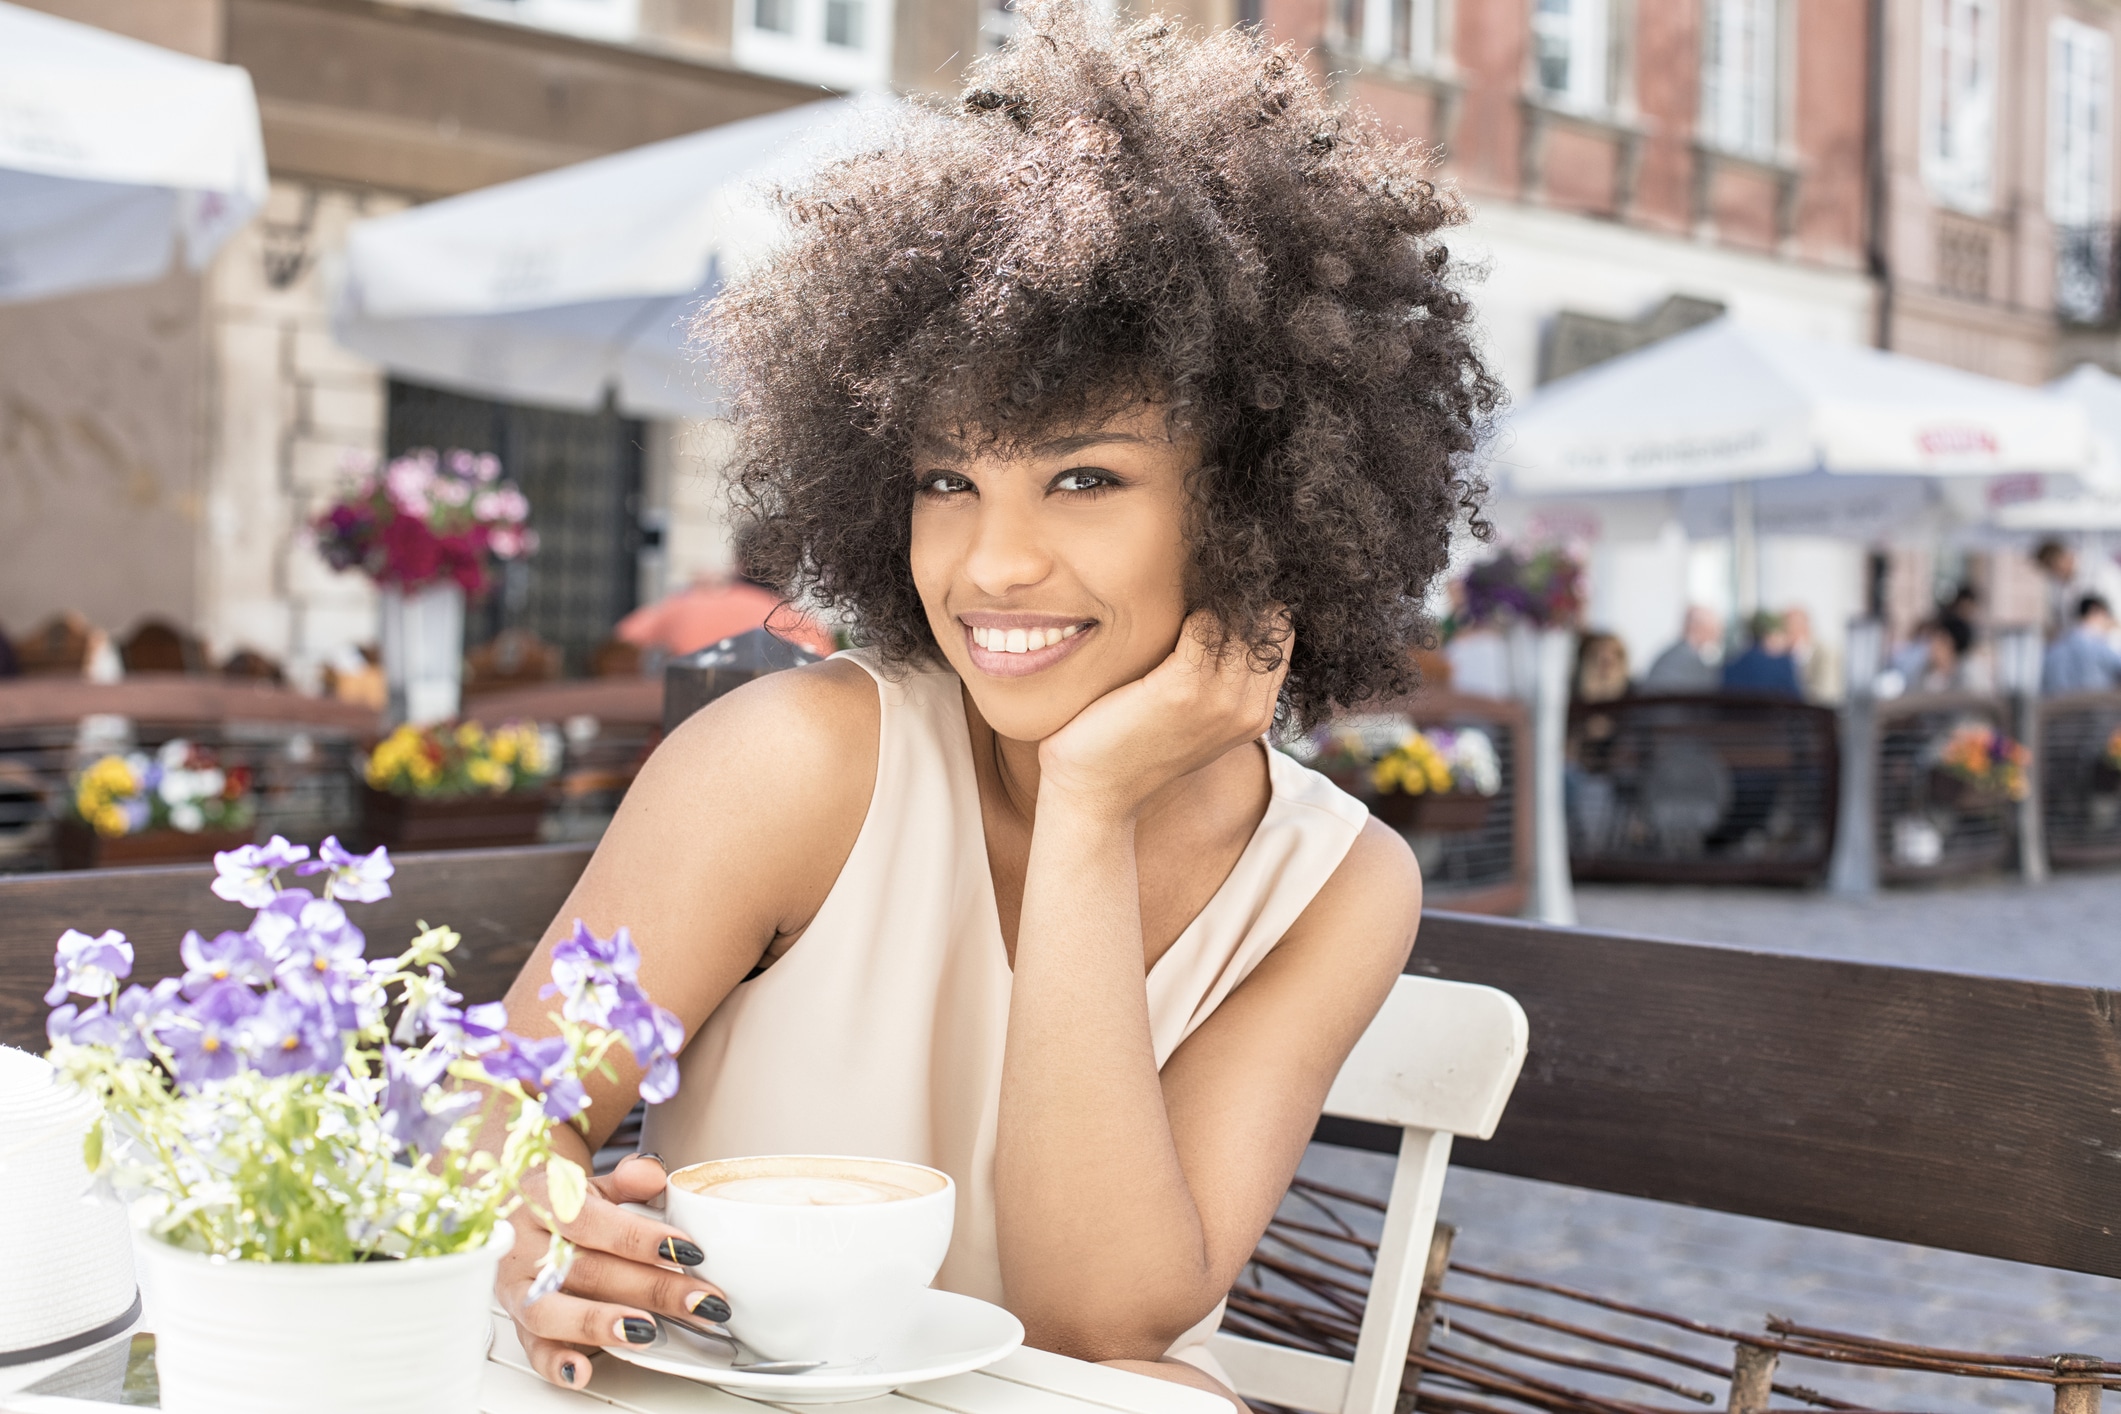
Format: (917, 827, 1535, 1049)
(243, 991, 336, 1077)
(45, 929, 133, 1006)
(179, 929, 271, 1003)
(212, 836, 312, 909)
(274, 899, 368, 991)
(540, 1074, 589, 1123)
(639, 1052, 680, 1106)
(160, 1003, 245, 1089)
(542, 921, 641, 1026)
(110, 979, 184, 1061)
(48, 1001, 121, 1051)
(392, 965, 463, 1047)
(457, 1001, 509, 1055)
(378, 1045, 480, 1156)
(479, 1032, 568, 1088)
(296, 837, 393, 903)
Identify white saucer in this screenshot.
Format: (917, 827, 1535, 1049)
(603, 1287, 1024, 1404)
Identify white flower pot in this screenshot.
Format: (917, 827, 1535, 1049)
(378, 581, 466, 726)
(133, 1222, 511, 1414)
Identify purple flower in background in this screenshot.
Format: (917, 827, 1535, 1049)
(47, 1001, 122, 1051)
(392, 965, 464, 1047)
(296, 837, 393, 903)
(244, 991, 336, 1077)
(110, 979, 184, 1061)
(212, 836, 312, 909)
(179, 929, 271, 1003)
(378, 1045, 480, 1156)
(479, 1033, 568, 1089)
(608, 993, 684, 1104)
(45, 929, 133, 1005)
(161, 1004, 245, 1089)
(543, 920, 641, 1026)
(539, 1074, 589, 1123)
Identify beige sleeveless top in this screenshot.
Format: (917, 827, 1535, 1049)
(642, 650, 1366, 1353)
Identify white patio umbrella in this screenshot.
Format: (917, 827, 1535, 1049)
(1987, 364, 2121, 532)
(1499, 319, 2092, 498)
(333, 96, 888, 420)
(0, 2, 267, 304)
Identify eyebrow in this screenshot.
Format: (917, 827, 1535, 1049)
(1030, 431, 1154, 457)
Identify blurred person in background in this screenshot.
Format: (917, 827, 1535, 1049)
(1641, 605, 1723, 692)
(2036, 541, 2079, 639)
(2042, 595, 2121, 694)
(1720, 612, 1802, 698)
(1573, 631, 1630, 705)
(1884, 618, 1969, 694)
(1781, 607, 1839, 701)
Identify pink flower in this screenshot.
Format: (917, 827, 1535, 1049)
(474, 453, 502, 483)
(381, 515, 443, 586)
(488, 525, 523, 559)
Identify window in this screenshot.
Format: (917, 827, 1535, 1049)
(982, 0, 1018, 51)
(734, 0, 893, 87)
(1342, 0, 1445, 68)
(2050, 18, 2113, 321)
(1701, 0, 1779, 156)
(452, 0, 640, 41)
(1531, 0, 1608, 109)
(1921, 0, 1999, 213)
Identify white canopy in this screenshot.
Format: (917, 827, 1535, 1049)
(0, 2, 266, 304)
(1987, 364, 2121, 531)
(1497, 320, 2093, 495)
(334, 96, 888, 420)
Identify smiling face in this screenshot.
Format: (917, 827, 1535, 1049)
(908, 402, 1199, 743)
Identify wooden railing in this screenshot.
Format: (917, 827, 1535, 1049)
(5, 849, 2116, 1281)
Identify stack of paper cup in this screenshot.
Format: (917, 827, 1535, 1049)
(0, 1045, 137, 1369)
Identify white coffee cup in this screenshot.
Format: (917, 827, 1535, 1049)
(660, 1154, 955, 1363)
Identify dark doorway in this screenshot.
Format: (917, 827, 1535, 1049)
(386, 380, 646, 676)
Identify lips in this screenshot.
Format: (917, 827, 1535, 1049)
(959, 619, 1094, 679)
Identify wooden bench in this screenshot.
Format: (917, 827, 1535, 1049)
(4, 849, 2117, 1283)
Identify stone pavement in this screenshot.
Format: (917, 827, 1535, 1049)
(1294, 875, 2121, 1414)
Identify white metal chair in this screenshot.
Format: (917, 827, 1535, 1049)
(1208, 975, 1529, 1414)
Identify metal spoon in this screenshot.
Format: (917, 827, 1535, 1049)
(656, 1313, 827, 1375)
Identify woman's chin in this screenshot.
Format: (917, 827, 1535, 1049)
(961, 682, 1093, 745)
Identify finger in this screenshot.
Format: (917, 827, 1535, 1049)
(520, 1330, 597, 1391)
(564, 1247, 731, 1322)
(592, 1152, 672, 1207)
(562, 1186, 704, 1270)
(514, 1286, 660, 1353)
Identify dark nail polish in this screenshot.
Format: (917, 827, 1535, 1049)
(623, 1317, 657, 1345)
(661, 1237, 705, 1267)
(559, 1360, 578, 1385)
(689, 1293, 732, 1322)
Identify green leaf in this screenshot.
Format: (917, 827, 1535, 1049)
(546, 1156, 588, 1224)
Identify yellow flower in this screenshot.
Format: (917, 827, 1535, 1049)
(94, 803, 132, 838)
(455, 722, 486, 749)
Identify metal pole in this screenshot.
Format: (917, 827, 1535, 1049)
(1518, 624, 1578, 926)
(1828, 618, 1883, 897)
(1731, 481, 1760, 625)
(1997, 625, 2049, 884)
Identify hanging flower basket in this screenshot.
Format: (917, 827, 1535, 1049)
(55, 821, 256, 871)
(1372, 790, 1496, 834)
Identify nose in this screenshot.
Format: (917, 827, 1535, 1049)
(962, 490, 1053, 599)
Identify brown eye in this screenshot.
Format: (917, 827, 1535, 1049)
(920, 473, 974, 496)
(1052, 469, 1116, 494)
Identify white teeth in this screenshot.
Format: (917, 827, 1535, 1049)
(970, 623, 1087, 653)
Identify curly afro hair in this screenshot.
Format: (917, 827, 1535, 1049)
(710, 1, 1500, 725)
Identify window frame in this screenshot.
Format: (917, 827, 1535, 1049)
(2048, 15, 2113, 226)
(1530, 0, 1611, 112)
(1920, 0, 2001, 215)
(1699, 0, 1782, 158)
(733, 0, 896, 89)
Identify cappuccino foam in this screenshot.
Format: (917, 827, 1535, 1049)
(692, 1174, 926, 1206)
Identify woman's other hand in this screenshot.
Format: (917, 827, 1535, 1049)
(499, 1153, 731, 1391)
(1037, 608, 1290, 820)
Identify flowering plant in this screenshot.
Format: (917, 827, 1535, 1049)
(43, 835, 679, 1292)
(68, 741, 255, 839)
(364, 720, 557, 799)
(1290, 716, 1503, 798)
(1936, 723, 2030, 801)
(313, 448, 536, 595)
(1456, 547, 1585, 632)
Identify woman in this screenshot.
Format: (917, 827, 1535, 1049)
(485, 5, 1497, 1401)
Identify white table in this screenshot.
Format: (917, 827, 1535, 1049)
(2, 1315, 1230, 1414)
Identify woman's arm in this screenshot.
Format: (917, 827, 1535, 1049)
(994, 620, 1421, 1360)
(485, 657, 880, 1389)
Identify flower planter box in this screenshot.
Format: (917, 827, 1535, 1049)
(54, 820, 254, 871)
(1373, 790, 1495, 834)
(1925, 770, 2006, 814)
(358, 784, 549, 851)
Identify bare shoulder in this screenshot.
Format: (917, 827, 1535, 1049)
(1288, 816, 1421, 963)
